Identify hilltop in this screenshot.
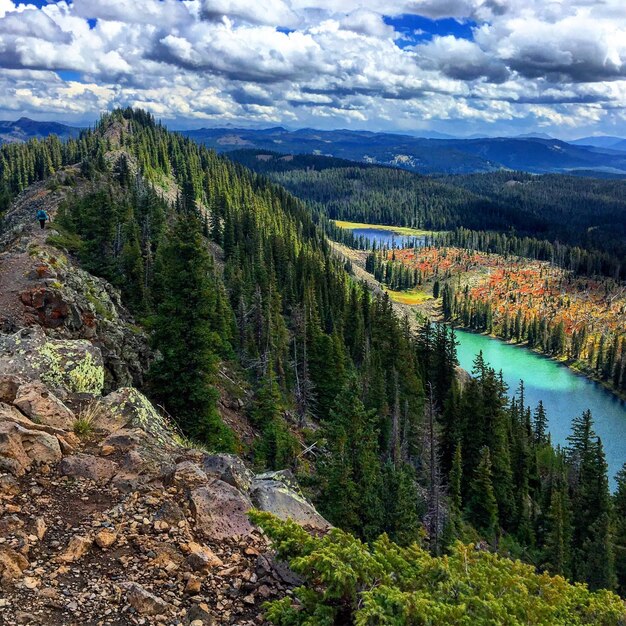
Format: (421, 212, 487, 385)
(0, 136, 328, 625)
(0, 118, 82, 145)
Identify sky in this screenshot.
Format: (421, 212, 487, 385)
(0, 0, 626, 138)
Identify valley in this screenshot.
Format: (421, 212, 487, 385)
(334, 222, 626, 484)
(0, 109, 625, 624)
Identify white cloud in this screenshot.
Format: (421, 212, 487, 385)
(0, 0, 624, 137)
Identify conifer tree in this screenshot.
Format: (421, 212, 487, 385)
(613, 463, 626, 596)
(467, 446, 499, 544)
(148, 213, 236, 451)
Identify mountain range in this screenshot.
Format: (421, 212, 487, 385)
(181, 126, 626, 175)
(3, 117, 626, 175)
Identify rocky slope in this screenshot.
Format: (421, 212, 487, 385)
(0, 174, 329, 625)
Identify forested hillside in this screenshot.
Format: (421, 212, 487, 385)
(230, 150, 626, 280)
(1, 110, 625, 621)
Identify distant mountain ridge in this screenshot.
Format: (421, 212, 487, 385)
(0, 117, 83, 144)
(570, 135, 626, 151)
(4, 116, 626, 174)
(182, 126, 626, 175)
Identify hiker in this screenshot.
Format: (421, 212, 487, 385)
(36, 209, 49, 230)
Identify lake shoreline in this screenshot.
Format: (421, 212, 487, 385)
(449, 323, 626, 405)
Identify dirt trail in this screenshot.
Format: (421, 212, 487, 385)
(0, 173, 75, 331)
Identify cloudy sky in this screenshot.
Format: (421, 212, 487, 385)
(1, 0, 625, 137)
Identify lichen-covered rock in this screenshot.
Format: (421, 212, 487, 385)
(0, 420, 62, 476)
(0, 327, 105, 395)
(202, 454, 254, 493)
(12, 240, 151, 392)
(13, 382, 75, 430)
(98, 388, 175, 445)
(251, 470, 330, 531)
(59, 453, 119, 483)
(189, 479, 254, 540)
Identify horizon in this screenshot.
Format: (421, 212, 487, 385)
(1, 1, 625, 139)
(1, 113, 624, 143)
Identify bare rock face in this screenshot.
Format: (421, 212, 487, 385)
(13, 381, 75, 430)
(251, 470, 331, 531)
(189, 479, 254, 540)
(0, 420, 62, 475)
(59, 453, 119, 483)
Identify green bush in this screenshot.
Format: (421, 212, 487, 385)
(250, 511, 626, 626)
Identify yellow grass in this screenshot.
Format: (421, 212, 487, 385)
(386, 288, 432, 305)
(332, 220, 433, 237)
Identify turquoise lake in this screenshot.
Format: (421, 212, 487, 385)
(454, 328, 626, 486)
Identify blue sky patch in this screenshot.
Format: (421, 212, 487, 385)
(56, 70, 83, 82)
(385, 14, 477, 48)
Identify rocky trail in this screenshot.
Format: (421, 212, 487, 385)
(0, 174, 331, 625)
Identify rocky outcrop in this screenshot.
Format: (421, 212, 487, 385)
(0, 178, 328, 625)
(251, 470, 331, 531)
(0, 180, 151, 391)
(0, 364, 328, 624)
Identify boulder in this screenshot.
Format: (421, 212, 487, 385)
(56, 535, 93, 563)
(0, 546, 29, 582)
(0, 374, 25, 403)
(202, 454, 254, 493)
(13, 382, 75, 430)
(122, 582, 169, 616)
(251, 471, 330, 531)
(59, 453, 119, 483)
(0, 420, 62, 476)
(168, 461, 208, 488)
(189, 479, 254, 540)
(0, 327, 105, 395)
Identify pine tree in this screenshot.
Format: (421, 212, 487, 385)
(613, 463, 626, 596)
(567, 411, 615, 589)
(148, 213, 236, 451)
(467, 446, 499, 544)
(317, 378, 383, 541)
(533, 401, 548, 444)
